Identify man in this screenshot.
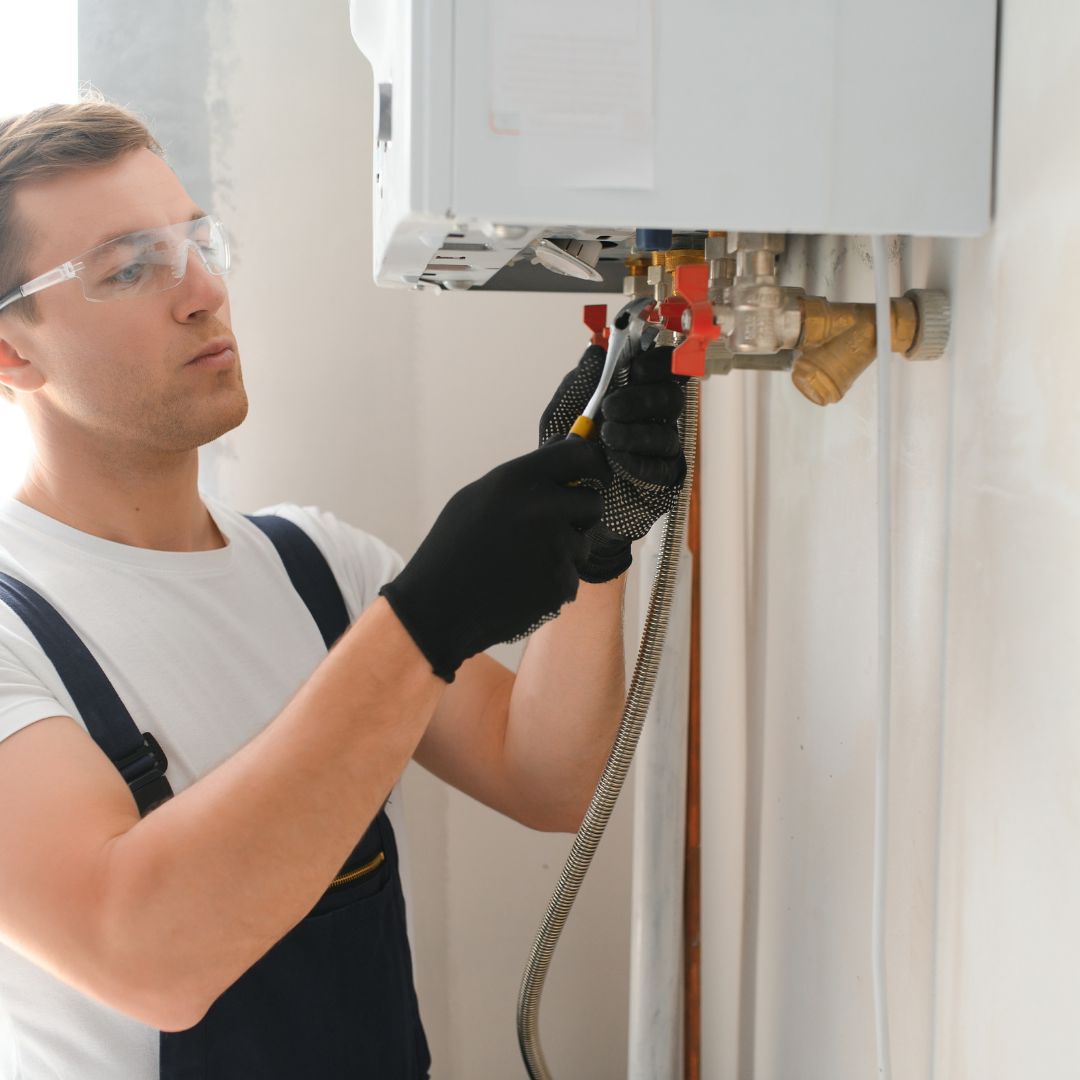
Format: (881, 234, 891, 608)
(0, 101, 685, 1079)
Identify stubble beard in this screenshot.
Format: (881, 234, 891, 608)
(104, 360, 251, 461)
(157, 365, 250, 452)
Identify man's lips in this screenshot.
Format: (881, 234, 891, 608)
(187, 338, 237, 367)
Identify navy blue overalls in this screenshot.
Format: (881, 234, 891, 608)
(0, 514, 431, 1078)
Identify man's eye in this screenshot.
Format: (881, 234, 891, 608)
(105, 262, 147, 287)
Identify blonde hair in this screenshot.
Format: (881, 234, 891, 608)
(0, 94, 161, 399)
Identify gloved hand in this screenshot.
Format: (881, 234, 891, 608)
(379, 438, 610, 682)
(539, 310, 687, 584)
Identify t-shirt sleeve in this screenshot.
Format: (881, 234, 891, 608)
(251, 504, 405, 624)
(0, 619, 73, 745)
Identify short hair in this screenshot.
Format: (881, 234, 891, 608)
(0, 93, 161, 399)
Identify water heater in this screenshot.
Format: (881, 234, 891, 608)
(350, 0, 997, 294)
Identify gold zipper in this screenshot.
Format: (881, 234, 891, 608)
(329, 850, 385, 889)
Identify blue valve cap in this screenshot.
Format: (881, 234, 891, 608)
(635, 228, 673, 253)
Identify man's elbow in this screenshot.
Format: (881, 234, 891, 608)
(521, 794, 591, 834)
(88, 951, 217, 1032)
(543, 814, 586, 835)
(92, 890, 223, 1030)
(89, 842, 233, 1030)
(138, 995, 211, 1035)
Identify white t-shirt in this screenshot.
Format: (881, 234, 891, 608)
(0, 495, 406, 1080)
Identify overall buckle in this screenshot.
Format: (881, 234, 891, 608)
(117, 731, 174, 816)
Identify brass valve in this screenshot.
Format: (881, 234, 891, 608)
(793, 290, 950, 405)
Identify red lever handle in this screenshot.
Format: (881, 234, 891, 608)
(583, 304, 609, 348)
(672, 264, 720, 377)
(656, 297, 688, 332)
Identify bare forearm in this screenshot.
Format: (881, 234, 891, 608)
(99, 597, 443, 1027)
(505, 575, 627, 831)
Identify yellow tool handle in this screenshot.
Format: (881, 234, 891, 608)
(569, 415, 596, 440)
(566, 415, 597, 486)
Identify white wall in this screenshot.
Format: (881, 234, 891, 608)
(700, 3, 1080, 1077)
(933, 6, 1080, 1072)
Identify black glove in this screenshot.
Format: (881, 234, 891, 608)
(379, 438, 610, 682)
(539, 316, 687, 584)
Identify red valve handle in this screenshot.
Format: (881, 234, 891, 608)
(641, 296, 686, 331)
(656, 297, 688, 332)
(583, 304, 610, 348)
(672, 264, 720, 376)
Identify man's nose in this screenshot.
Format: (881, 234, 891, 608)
(172, 243, 228, 318)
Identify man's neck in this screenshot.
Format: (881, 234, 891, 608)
(15, 449, 225, 553)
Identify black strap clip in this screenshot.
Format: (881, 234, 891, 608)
(116, 731, 174, 817)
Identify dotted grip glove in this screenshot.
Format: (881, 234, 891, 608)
(379, 438, 610, 682)
(539, 317, 687, 584)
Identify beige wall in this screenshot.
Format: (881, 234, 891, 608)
(700, 3, 1080, 1077)
(205, 3, 635, 1077)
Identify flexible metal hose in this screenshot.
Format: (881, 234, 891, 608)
(517, 375, 702, 1080)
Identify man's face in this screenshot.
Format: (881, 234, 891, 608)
(0, 148, 247, 456)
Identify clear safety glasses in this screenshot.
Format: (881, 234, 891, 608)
(0, 215, 231, 314)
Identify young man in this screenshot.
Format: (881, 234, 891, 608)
(0, 102, 686, 1079)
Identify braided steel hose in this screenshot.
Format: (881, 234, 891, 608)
(517, 376, 701, 1080)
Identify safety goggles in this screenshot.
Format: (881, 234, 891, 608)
(0, 215, 231, 314)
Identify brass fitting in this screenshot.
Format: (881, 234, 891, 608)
(622, 254, 653, 299)
(645, 246, 706, 304)
(664, 248, 706, 273)
(793, 296, 918, 405)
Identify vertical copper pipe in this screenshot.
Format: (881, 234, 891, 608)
(684, 404, 702, 1080)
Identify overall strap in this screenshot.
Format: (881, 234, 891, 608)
(0, 516, 350, 818)
(245, 514, 351, 647)
(0, 573, 172, 815)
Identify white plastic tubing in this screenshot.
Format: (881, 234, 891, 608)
(870, 235, 895, 1080)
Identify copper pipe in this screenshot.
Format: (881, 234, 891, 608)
(792, 296, 918, 406)
(684, 411, 702, 1080)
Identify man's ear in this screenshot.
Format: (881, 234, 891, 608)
(0, 334, 44, 394)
